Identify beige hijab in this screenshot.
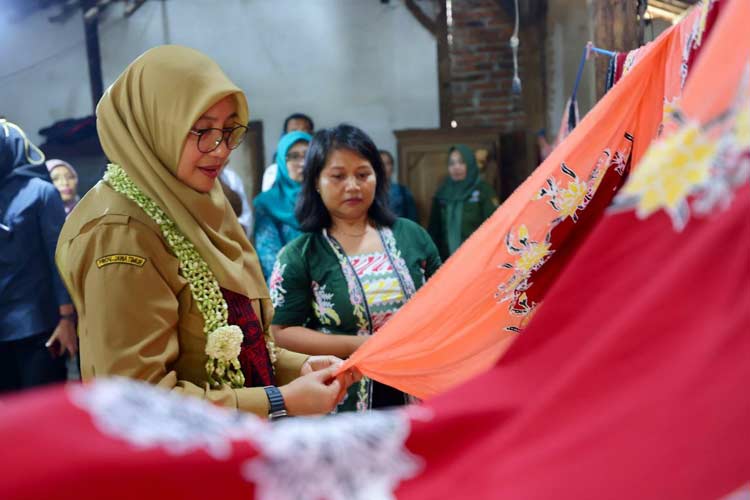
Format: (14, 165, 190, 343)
(97, 45, 268, 299)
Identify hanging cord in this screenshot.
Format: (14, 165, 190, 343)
(568, 42, 617, 132)
(571, 41, 617, 100)
(509, 0, 521, 94)
(0, 119, 46, 165)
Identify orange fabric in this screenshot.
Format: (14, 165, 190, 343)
(340, 4, 708, 399)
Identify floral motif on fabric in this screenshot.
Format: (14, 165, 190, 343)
(618, 123, 715, 229)
(322, 230, 374, 412)
(613, 65, 750, 231)
(380, 227, 417, 298)
(536, 163, 595, 223)
(269, 260, 287, 308)
(311, 281, 341, 326)
(244, 408, 423, 500)
(497, 134, 633, 325)
(495, 225, 553, 317)
(612, 149, 629, 175)
(69, 378, 263, 460)
(323, 230, 369, 336)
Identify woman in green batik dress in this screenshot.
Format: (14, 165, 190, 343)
(269, 124, 441, 413)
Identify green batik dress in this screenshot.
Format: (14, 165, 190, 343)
(269, 217, 441, 412)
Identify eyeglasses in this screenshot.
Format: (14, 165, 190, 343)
(285, 152, 307, 163)
(189, 125, 248, 153)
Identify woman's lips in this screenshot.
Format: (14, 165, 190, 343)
(197, 166, 221, 179)
(344, 198, 363, 205)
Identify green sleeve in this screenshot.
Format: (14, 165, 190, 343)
(421, 227, 442, 278)
(427, 197, 446, 259)
(269, 243, 313, 326)
(480, 183, 500, 221)
(403, 187, 419, 222)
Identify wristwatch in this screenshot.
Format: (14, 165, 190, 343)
(263, 385, 288, 419)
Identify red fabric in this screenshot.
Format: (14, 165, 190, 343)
(0, 385, 261, 500)
(613, 51, 627, 85)
(400, 184, 750, 500)
(222, 288, 275, 387)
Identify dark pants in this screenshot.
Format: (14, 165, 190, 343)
(0, 332, 67, 394)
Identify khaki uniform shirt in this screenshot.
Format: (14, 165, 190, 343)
(56, 182, 308, 417)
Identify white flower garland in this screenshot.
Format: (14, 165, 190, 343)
(104, 163, 244, 388)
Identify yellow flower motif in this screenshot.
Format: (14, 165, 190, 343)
(623, 124, 716, 217)
(555, 180, 589, 220)
(516, 239, 552, 273)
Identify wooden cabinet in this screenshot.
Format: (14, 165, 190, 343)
(394, 128, 504, 227)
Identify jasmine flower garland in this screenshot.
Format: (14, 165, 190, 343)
(104, 163, 245, 388)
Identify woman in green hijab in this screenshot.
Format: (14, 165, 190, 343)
(427, 144, 499, 260)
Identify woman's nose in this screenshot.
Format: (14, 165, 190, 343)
(210, 139, 230, 157)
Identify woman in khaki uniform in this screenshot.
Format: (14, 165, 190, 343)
(55, 46, 355, 418)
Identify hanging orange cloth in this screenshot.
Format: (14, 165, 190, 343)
(340, 4, 706, 400)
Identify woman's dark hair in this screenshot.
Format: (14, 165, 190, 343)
(282, 113, 314, 135)
(296, 124, 396, 232)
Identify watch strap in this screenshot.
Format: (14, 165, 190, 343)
(263, 385, 287, 418)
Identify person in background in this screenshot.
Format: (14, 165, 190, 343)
(428, 144, 499, 261)
(379, 149, 417, 222)
(253, 131, 311, 281)
(46, 159, 83, 381)
(0, 120, 77, 393)
(261, 112, 314, 192)
(46, 159, 80, 216)
(270, 124, 441, 412)
(55, 46, 356, 418)
(219, 166, 253, 237)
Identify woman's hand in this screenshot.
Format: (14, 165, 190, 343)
(280, 361, 363, 416)
(279, 365, 342, 416)
(45, 318, 77, 357)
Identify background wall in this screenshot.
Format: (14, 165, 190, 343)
(0, 0, 439, 179)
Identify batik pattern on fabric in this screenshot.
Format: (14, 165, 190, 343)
(268, 260, 287, 308)
(613, 66, 750, 231)
(350, 252, 407, 332)
(311, 281, 341, 327)
(496, 134, 634, 325)
(323, 230, 370, 336)
(380, 227, 418, 298)
(323, 228, 416, 412)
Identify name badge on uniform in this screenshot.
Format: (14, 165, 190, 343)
(96, 254, 147, 269)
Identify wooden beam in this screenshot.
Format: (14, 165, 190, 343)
(81, 0, 104, 112)
(403, 0, 437, 36)
(592, 0, 639, 98)
(435, 1, 452, 128)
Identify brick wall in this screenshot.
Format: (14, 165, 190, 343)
(447, 0, 528, 130)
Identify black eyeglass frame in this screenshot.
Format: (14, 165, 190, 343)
(188, 124, 248, 153)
